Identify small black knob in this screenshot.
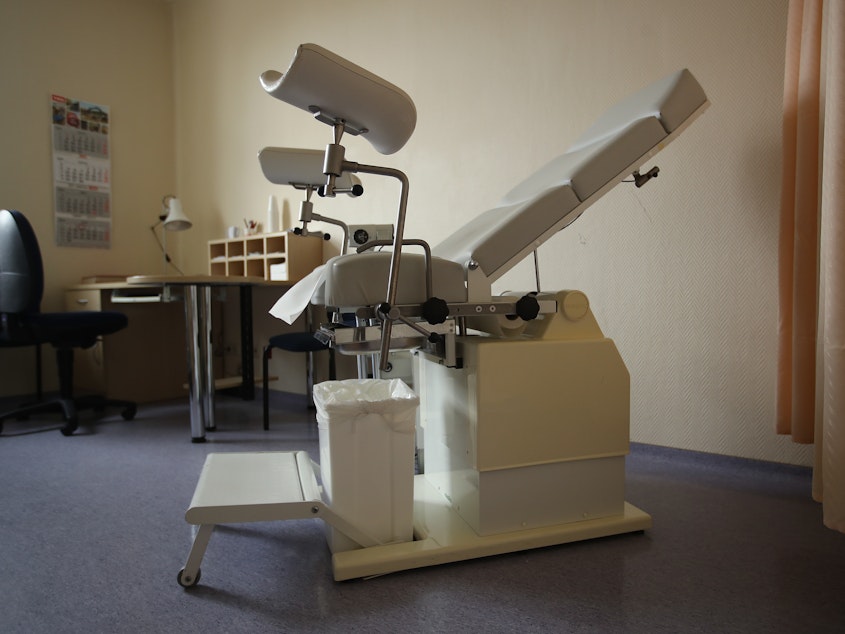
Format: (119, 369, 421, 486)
(351, 184, 364, 197)
(515, 294, 540, 321)
(422, 297, 449, 325)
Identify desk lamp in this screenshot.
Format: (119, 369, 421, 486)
(153, 195, 192, 274)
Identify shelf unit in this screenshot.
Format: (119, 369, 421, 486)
(208, 231, 323, 282)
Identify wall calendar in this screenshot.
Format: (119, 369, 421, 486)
(50, 94, 112, 248)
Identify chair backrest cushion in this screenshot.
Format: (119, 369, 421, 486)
(0, 209, 44, 315)
(432, 69, 708, 282)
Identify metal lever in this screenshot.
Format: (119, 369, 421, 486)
(632, 166, 660, 187)
(291, 183, 355, 253)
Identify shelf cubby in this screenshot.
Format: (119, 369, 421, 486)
(208, 231, 322, 282)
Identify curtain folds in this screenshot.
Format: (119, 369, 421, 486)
(779, 0, 845, 533)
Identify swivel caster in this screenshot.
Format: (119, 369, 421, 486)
(177, 568, 201, 588)
(60, 418, 79, 436)
(122, 404, 137, 421)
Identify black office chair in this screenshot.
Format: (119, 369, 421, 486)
(262, 331, 335, 430)
(0, 209, 136, 436)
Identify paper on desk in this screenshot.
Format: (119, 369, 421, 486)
(269, 265, 326, 324)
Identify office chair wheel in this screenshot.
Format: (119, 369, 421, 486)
(60, 421, 78, 436)
(121, 404, 137, 421)
(177, 568, 201, 588)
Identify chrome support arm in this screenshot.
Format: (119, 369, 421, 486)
(329, 159, 411, 373)
(356, 238, 433, 299)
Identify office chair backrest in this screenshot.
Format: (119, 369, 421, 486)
(0, 209, 44, 315)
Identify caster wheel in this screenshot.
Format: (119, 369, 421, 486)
(122, 405, 137, 421)
(177, 568, 201, 588)
(60, 420, 79, 436)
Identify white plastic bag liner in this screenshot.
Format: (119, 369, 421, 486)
(314, 379, 419, 553)
(314, 378, 419, 432)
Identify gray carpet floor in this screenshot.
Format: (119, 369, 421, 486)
(1, 395, 844, 633)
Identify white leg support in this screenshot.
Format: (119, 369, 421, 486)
(178, 524, 213, 587)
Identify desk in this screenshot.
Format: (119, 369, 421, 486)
(128, 275, 266, 442)
(65, 283, 188, 403)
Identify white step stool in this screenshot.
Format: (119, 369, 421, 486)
(177, 451, 380, 587)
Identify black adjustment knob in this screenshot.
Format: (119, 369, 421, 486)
(421, 297, 449, 325)
(323, 233, 331, 241)
(351, 184, 364, 197)
(428, 332, 442, 344)
(293, 227, 303, 235)
(515, 294, 540, 321)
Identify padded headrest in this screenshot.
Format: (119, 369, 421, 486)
(260, 43, 417, 155)
(567, 68, 706, 152)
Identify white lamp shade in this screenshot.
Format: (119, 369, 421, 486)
(163, 198, 192, 231)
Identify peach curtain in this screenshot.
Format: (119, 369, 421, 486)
(778, 0, 845, 532)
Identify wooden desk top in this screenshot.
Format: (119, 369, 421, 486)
(127, 274, 267, 286)
(68, 275, 290, 291)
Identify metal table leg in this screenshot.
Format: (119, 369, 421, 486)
(200, 285, 215, 432)
(185, 284, 215, 442)
(239, 285, 254, 400)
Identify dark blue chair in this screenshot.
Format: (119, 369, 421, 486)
(0, 209, 136, 435)
(262, 331, 335, 430)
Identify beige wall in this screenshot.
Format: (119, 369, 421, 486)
(1, 0, 812, 466)
(0, 0, 175, 394)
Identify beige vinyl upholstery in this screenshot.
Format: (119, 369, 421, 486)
(313, 68, 708, 307)
(260, 43, 417, 155)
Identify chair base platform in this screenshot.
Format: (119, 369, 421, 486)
(332, 477, 650, 581)
(178, 451, 651, 586)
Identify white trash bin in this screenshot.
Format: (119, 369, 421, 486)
(314, 378, 419, 553)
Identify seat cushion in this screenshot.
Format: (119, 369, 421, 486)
(320, 251, 467, 308)
(1, 311, 128, 349)
(268, 332, 328, 353)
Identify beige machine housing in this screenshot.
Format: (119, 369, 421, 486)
(420, 291, 629, 536)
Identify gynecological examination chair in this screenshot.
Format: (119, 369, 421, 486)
(177, 43, 708, 587)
